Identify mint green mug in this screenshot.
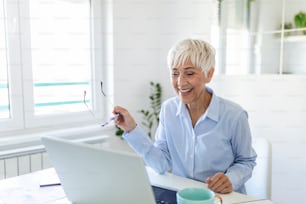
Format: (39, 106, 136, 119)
(176, 187, 223, 204)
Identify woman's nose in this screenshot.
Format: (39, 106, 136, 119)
(177, 74, 187, 86)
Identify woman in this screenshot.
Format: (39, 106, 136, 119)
(113, 39, 257, 194)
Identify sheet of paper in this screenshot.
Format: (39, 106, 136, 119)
(233, 199, 274, 204)
(39, 168, 61, 187)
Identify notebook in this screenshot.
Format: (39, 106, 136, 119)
(41, 136, 177, 204)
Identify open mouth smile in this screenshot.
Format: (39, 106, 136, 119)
(179, 88, 192, 94)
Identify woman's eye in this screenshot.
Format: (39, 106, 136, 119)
(172, 71, 179, 76)
(186, 72, 194, 76)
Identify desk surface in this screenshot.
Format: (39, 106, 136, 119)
(0, 167, 259, 204)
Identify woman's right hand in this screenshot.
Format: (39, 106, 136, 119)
(112, 106, 137, 133)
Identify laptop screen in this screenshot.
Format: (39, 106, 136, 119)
(152, 185, 177, 204)
(42, 136, 176, 204)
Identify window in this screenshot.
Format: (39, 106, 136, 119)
(212, 0, 306, 75)
(0, 0, 107, 132)
(0, 2, 9, 119)
(29, 0, 91, 115)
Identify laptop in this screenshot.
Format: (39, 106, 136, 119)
(41, 136, 177, 204)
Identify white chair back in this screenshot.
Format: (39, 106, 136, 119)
(245, 137, 272, 199)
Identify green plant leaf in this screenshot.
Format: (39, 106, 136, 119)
(138, 81, 162, 138)
(294, 11, 306, 28)
(115, 125, 124, 136)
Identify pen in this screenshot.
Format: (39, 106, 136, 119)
(40, 182, 61, 187)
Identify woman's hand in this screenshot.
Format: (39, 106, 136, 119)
(205, 172, 233, 194)
(112, 106, 137, 133)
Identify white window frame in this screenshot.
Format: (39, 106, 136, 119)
(0, 0, 113, 133)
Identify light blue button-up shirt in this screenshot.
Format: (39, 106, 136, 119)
(123, 86, 257, 194)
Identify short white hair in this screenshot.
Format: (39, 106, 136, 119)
(167, 39, 215, 73)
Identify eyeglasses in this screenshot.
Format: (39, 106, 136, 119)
(83, 81, 119, 127)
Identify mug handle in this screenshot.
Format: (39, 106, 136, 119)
(214, 195, 223, 204)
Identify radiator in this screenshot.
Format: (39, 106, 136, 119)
(0, 134, 109, 180)
(0, 151, 51, 179)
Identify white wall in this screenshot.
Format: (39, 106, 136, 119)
(112, 0, 214, 123)
(210, 75, 306, 204)
(108, 1, 306, 204)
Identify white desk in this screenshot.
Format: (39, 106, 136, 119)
(0, 167, 259, 204)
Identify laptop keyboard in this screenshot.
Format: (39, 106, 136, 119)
(152, 185, 177, 204)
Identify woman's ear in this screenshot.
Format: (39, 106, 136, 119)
(205, 67, 214, 83)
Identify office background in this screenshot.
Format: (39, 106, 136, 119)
(1, 0, 306, 204)
(110, 1, 306, 204)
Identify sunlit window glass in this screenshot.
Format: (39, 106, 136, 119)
(0, 2, 10, 119)
(29, 0, 92, 115)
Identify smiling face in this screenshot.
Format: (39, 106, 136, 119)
(171, 60, 214, 106)
(167, 39, 216, 108)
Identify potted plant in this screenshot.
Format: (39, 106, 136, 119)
(139, 81, 162, 138)
(294, 11, 306, 35)
(115, 81, 162, 138)
(276, 22, 293, 37)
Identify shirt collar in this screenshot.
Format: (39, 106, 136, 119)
(205, 86, 219, 122)
(176, 86, 219, 122)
